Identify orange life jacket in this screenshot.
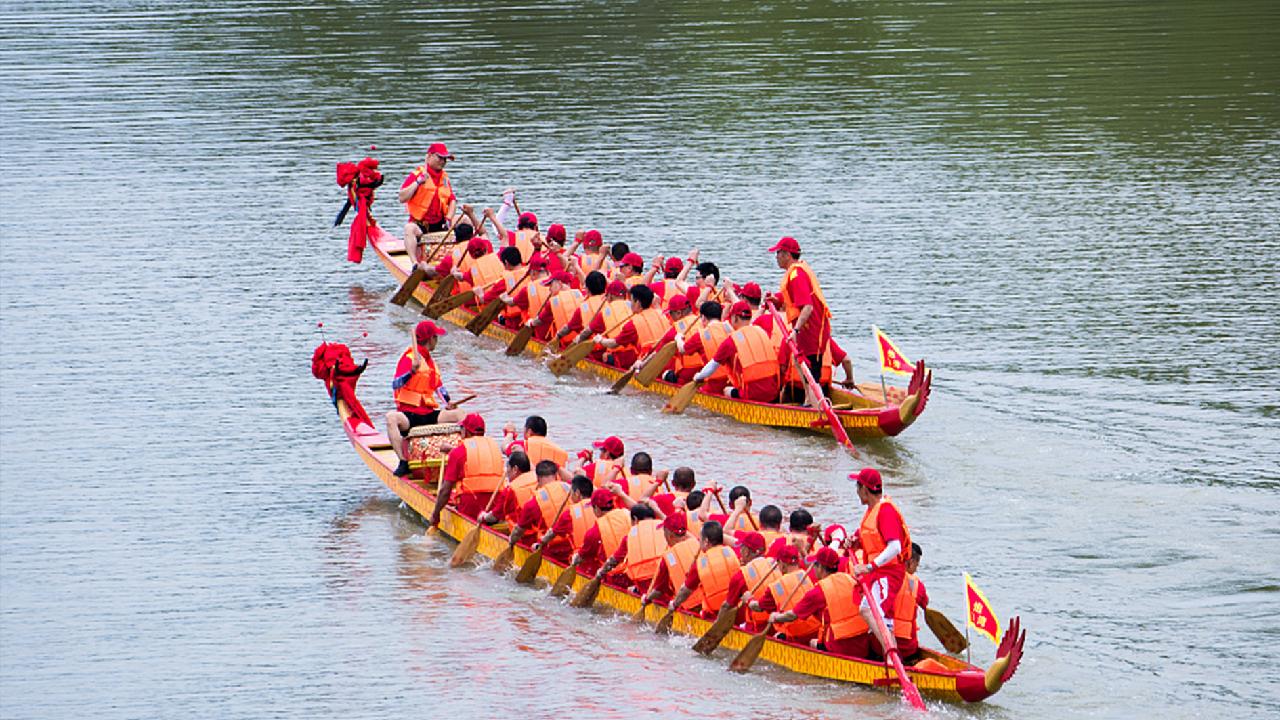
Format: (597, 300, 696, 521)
(599, 300, 633, 338)
(507, 471, 538, 519)
(893, 573, 921, 641)
(450, 247, 477, 293)
(779, 259, 831, 323)
(521, 281, 552, 324)
(578, 251, 608, 276)
(740, 556, 782, 625)
(768, 570, 822, 639)
(656, 279, 683, 308)
(662, 537, 702, 610)
(671, 315, 704, 375)
(533, 481, 571, 530)
(817, 572, 869, 641)
(729, 325, 781, 386)
(392, 346, 442, 411)
(596, 508, 631, 559)
(545, 289, 584, 333)
(695, 545, 741, 614)
(523, 436, 567, 469)
(727, 511, 759, 534)
(857, 497, 912, 568)
(405, 167, 452, 222)
(458, 436, 504, 495)
(466, 252, 507, 295)
(624, 471, 655, 501)
(622, 274, 644, 287)
(624, 518, 668, 583)
(758, 529, 784, 552)
(568, 500, 594, 549)
(685, 511, 704, 540)
(510, 228, 538, 263)
(698, 321, 732, 381)
(589, 459, 622, 488)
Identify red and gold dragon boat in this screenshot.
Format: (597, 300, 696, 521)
(312, 341, 1023, 705)
(361, 227, 931, 442)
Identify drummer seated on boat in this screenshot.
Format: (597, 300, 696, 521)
(595, 502, 663, 590)
(428, 413, 504, 527)
(637, 513, 701, 611)
(692, 300, 782, 403)
(571, 486, 634, 578)
(666, 520, 742, 620)
(593, 284, 668, 370)
(747, 545, 821, 644)
(497, 460, 573, 555)
(766, 546, 876, 658)
(524, 271, 578, 342)
(387, 320, 468, 477)
(502, 415, 569, 469)
(399, 143, 456, 268)
(848, 467, 913, 660)
(531, 474, 596, 565)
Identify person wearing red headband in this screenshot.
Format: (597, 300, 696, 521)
(398, 143, 457, 272)
(387, 320, 468, 477)
(768, 236, 833, 408)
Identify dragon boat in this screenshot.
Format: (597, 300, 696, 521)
(361, 226, 932, 442)
(312, 341, 1023, 705)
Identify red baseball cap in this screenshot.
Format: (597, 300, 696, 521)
(590, 487, 615, 509)
(460, 413, 485, 434)
(414, 320, 446, 342)
(664, 257, 683, 274)
(466, 237, 489, 255)
(529, 255, 548, 270)
(518, 211, 538, 227)
(547, 223, 566, 243)
(776, 544, 801, 564)
(736, 531, 765, 553)
(662, 513, 688, 536)
(767, 236, 801, 254)
(666, 294, 690, 313)
(852, 467, 882, 493)
(426, 142, 455, 159)
(582, 229, 603, 247)
(606, 280, 628, 297)
(622, 252, 644, 269)
(592, 435, 625, 457)
(737, 282, 763, 300)
(542, 270, 574, 286)
(729, 300, 753, 319)
(814, 546, 841, 570)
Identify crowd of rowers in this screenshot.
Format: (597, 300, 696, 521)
(395, 143, 856, 409)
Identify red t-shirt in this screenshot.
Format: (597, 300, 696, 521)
(713, 334, 780, 402)
(829, 338, 847, 366)
(868, 502, 907, 587)
(608, 321, 641, 368)
(783, 268, 832, 356)
(578, 524, 605, 576)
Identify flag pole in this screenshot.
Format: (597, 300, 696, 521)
(964, 574, 971, 664)
(880, 371, 889, 405)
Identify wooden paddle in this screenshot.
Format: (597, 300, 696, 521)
(925, 607, 968, 654)
(607, 365, 637, 394)
(466, 264, 536, 336)
(427, 286, 476, 316)
(729, 559, 816, 672)
(421, 275, 457, 318)
(693, 561, 780, 655)
(631, 572, 662, 624)
(763, 301, 859, 458)
(505, 324, 536, 356)
(654, 603, 678, 635)
(635, 341, 677, 386)
(663, 380, 700, 414)
(449, 476, 509, 567)
(514, 489, 574, 584)
(549, 557, 580, 597)
(856, 576, 927, 711)
(391, 214, 460, 305)
(547, 338, 597, 376)
(569, 568, 605, 609)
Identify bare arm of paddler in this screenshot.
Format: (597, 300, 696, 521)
(676, 249, 698, 285)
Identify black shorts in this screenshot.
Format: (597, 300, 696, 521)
(404, 409, 441, 428)
(806, 354, 823, 382)
(414, 219, 449, 233)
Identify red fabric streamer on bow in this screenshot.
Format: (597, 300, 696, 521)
(311, 342, 373, 427)
(336, 156, 383, 263)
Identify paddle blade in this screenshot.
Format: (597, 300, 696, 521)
(632, 602, 650, 624)
(635, 342, 676, 386)
(515, 547, 544, 585)
(729, 630, 770, 672)
(662, 381, 699, 414)
(692, 601, 740, 655)
(607, 369, 635, 395)
(421, 276, 456, 317)
(505, 325, 534, 356)
(569, 576, 602, 609)
(547, 340, 594, 376)
(492, 544, 515, 574)
(925, 607, 968, 654)
(549, 560, 579, 597)
(466, 298, 504, 336)
(654, 607, 676, 635)
(450, 526, 481, 567)
(391, 266, 426, 306)
(428, 288, 475, 316)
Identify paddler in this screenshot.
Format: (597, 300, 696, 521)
(579, 435, 627, 497)
(494, 460, 573, 557)
(574, 230, 611, 277)
(592, 284, 668, 370)
(665, 521, 742, 619)
(428, 413, 503, 526)
(399, 143, 456, 269)
(647, 466, 696, 517)
(614, 251, 647, 287)
(478, 451, 533, 526)
(784, 508, 818, 557)
(722, 531, 779, 630)
(764, 546, 875, 658)
(700, 484, 759, 534)
(523, 271, 580, 343)
(660, 301, 728, 390)
(692, 261, 725, 306)
(571, 486, 635, 578)
(848, 466, 914, 661)
(531, 474, 597, 564)
(594, 502, 664, 590)
(892, 542, 929, 663)
(552, 271, 608, 349)
(386, 320, 468, 478)
(449, 235, 505, 297)
(573, 280, 631, 359)
(498, 255, 551, 328)
(501, 415, 568, 469)
(742, 504, 785, 555)
(474, 246, 526, 310)
(649, 256, 695, 310)
(646, 293, 697, 380)
(746, 545, 821, 644)
(637, 513, 701, 612)
(690, 300, 783, 403)
(768, 236, 833, 407)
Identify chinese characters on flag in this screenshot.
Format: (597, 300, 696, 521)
(872, 325, 914, 377)
(965, 572, 1002, 644)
